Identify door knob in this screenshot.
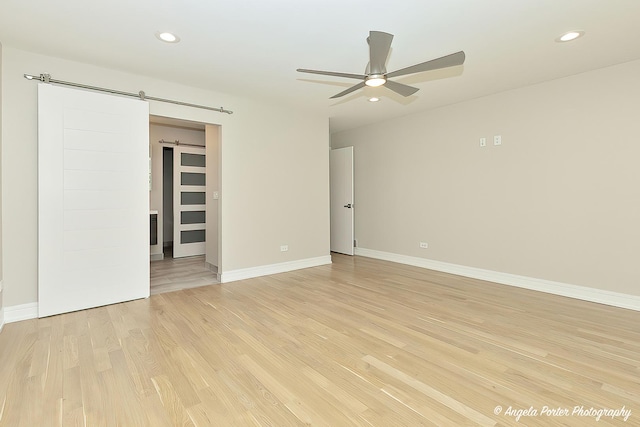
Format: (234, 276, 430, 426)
(344, 203, 352, 208)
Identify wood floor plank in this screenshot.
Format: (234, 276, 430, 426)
(151, 374, 196, 427)
(62, 366, 84, 427)
(1, 254, 639, 426)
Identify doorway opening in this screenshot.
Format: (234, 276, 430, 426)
(149, 116, 221, 294)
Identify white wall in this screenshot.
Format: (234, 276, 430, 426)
(1, 46, 330, 308)
(0, 41, 4, 329)
(332, 59, 640, 297)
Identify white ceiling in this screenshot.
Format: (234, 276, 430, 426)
(1, 0, 640, 133)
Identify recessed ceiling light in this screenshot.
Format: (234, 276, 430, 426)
(556, 30, 584, 43)
(368, 97, 380, 102)
(156, 31, 180, 43)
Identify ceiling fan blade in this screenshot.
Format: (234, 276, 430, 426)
(297, 68, 366, 80)
(384, 80, 419, 97)
(386, 51, 466, 78)
(330, 82, 366, 99)
(368, 31, 393, 75)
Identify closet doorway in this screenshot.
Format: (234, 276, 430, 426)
(149, 116, 220, 294)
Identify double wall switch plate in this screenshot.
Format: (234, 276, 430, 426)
(479, 137, 487, 147)
(419, 242, 428, 249)
(494, 135, 502, 146)
(280, 245, 289, 252)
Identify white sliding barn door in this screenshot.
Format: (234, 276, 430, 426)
(173, 145, 206, 258)
(38, 84, 150, 318)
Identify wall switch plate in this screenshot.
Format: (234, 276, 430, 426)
(213, 191, 219, 200)
(280, 245, 288, 252)
(479, 137, 486, 147)
(494, 135, 502, 146)
(419, 242, 428, 249)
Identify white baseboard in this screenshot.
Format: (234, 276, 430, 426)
(150, 253, 164, 261)
(0, 280, 4, 332)
(355, 247, 640, 312)
(4, 302, 39, 323)
(221, 255, 332, 283)
(205, 262, 221, 282)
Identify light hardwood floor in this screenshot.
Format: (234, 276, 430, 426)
(1, 254, 638, 426)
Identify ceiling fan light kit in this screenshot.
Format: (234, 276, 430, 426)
(297, 31, 465, 99)
(365, 75, 386, 87)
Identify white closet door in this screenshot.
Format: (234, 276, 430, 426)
(38, 84, 150, 318)
(173, 145, 206, 258)
(330, 147, 354, 255)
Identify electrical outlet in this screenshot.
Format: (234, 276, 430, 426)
(280, 245, 288, 252)
(494, 135, 502, 146)
(419, 242, 428, 249)
(479, 137, 486, 147)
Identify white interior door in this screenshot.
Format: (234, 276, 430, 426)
(330, 147, 354, 255)
(38, 84, 150, 318)
(173, 145, 206, 258)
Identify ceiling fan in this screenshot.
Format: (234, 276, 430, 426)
(297, 31, 465, 99)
